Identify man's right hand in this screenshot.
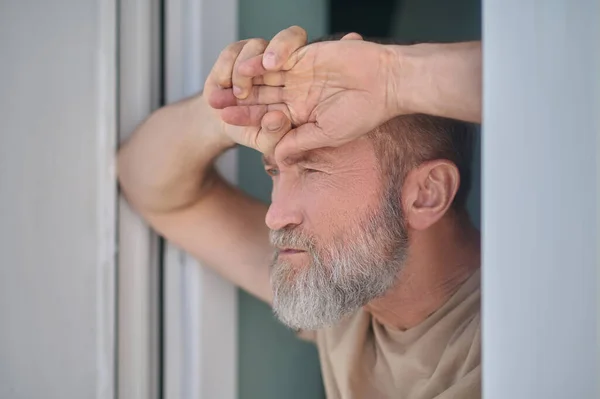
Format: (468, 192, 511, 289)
(204, 37, 296, 155)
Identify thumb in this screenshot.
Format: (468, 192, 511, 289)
(255, 110, 292, 154)
(274, 123, 331, 160)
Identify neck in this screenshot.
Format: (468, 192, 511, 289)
(365, 213, 480, 330)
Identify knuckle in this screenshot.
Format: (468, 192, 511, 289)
(288, 25, 307, 41)
(220, 42, 240, 59)
(215, 42, 246, 85)
(247, 38, 267, 50)
(219, 41, 245, 62)
(215, 72, 231, 86)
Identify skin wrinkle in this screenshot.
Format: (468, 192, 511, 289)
(270, 177, 408, 330)
(265, 115, 477, 332)
(302, 50, 322, 125)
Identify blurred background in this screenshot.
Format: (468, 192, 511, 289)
(0, 0, 597, 399)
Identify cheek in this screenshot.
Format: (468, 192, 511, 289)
(301, 174, 381, 240)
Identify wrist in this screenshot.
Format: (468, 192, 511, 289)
(193, 94, 236, 153)
(384, 42, 482, 123)
(383, 43, 429, 116)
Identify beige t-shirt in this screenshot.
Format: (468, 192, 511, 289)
(301, 270, 481, 399)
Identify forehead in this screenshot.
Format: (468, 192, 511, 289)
(263, 137, 377, 167)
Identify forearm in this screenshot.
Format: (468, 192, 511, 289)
(117, 94, 233, 213)
(389, 41, 482, 123)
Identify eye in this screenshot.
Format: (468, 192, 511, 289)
(302, 167, 321, 175)
(265, 168, 280, 177)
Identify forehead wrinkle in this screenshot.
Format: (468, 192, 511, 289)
(284, 150, 334, 167)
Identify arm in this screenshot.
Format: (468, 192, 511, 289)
(389, 41, 482, 124)
(117, 94, 274, 303)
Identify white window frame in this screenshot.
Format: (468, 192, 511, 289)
(117, 0, 162, 398)
(482, 1, 599, 398)
(163, 1, 239, 398)
(117, 0, 238, 397)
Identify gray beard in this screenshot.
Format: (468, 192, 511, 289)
(269, 189, 408, 331)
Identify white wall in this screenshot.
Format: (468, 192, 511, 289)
(0, 1, 117, 398)
(483, 0, 599, 398)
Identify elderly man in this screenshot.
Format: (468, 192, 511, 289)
(118, 28, 482, 399)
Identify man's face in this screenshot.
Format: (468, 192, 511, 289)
(264, 138, 408, 331)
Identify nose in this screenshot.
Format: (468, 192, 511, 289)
(265, 190, 303, 231)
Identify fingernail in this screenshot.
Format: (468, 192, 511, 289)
(233, 86, 243, 97)
(267, 120, 283, 131)
(263, 52, 277, 69)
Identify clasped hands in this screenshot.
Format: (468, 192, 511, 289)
(204, 26, 405, 160)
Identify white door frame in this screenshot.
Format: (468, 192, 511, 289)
(117, 0, 162, 398)
(163, 0, 239, 398)
(482, 0, 599, 398)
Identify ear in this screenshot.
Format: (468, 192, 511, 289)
(401, 160, 460, 230)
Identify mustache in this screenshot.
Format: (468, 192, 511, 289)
(269, 228, 315, 252)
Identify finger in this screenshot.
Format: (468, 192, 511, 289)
(251, 73, 286, 87)
(210, 85, 284, 109)
(274, 123, 331, 162)
(221, 103, 290, 126)
(237, 54, 266, 77)
(262, 25, 308, 70)
(207, 87, 237, 109)
(238, 55, 286, 85)
(210, 40, 247, 89)
(262, 71, 286, 86)
(341, 32, 363, 41)
(232, 38, 268, 99)
(261, 110, 289, 132)
(221, 105, 267, 126)
(281, 46, 308, 71)
(239, 85, 284, 105)
(255, 110, 292, 155)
